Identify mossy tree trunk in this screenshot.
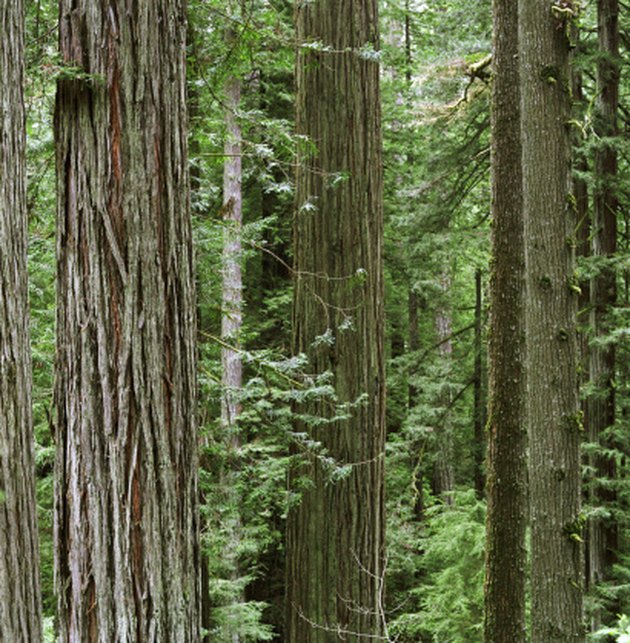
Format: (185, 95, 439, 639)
(286, 0, 386, 640)
(483, 0, 527, 639)
(519, 0, 584, 639)
(0, 1, 43, 640)
(53, 2, 200, 641)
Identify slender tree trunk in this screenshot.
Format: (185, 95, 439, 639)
(286, 0, 386, 640)
(221, 71, 244, 643)
(221, 66, 243, 434)
(0, 2, 43, 640)
(408, 289, 420, 406)
(433, 273, 455, 500)
(187, 22, 213, 643)
(587, 0, 619, 626)
(473, 269, 485, 498)
(519, 0, 584, 639)
(222, 74, 243, 442)
(483, 0, 526, 638)
(572, 67, 590, 446)
(408, 290, 425, 522)
(54, 3, 200, 641)
(404, 5, 425, 523)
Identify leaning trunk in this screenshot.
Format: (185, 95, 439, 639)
(53, 2, 200, 641)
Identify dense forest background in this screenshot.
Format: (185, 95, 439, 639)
(1, 0, 628, 640)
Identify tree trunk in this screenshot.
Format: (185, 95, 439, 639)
(572, 66, 590, 451)
(286, 0, 386, 640)
(408, 289, 425, 522)
(432, 273, 455, 500)
(221, 72, 243, 433)
(0, 2, 43, 640)
(483, 0, 527, 638)
(186, 22, 213, 643)
(53, 2, 200, 641)
(519, 0, 584, 639)
(473, 268, 485, 498)
(221, 71, 244, 643)
(408, 290, 420, 407)
(587, 0, 619, 627)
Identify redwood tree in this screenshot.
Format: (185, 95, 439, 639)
(483, 0, 527, 638)
(286, 0, 386, 640)
(0, 1, 42, 640)
(519, 0, 584, 638)
(53, 2, 200, 640)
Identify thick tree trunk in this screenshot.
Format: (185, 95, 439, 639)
(519, 0, 584, 639)
(587, 0, 619, 626)
(286, 1, 386, 640)
(483, 0, 527, 639)
(53, 3, 200, 641)
(0, 2, 43, 640)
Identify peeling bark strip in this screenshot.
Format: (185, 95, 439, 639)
(53, 2, 200, 642)
(519, 0, 583, 639)
(0, 2, 43, 641)
(286, 1, 386, 641)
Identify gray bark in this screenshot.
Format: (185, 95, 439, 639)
(0, 1, 43, 640)
(519, 0, 584, 639)
(53, 2, 200, 641)
(433, 274, 455, 500)
(221, 75, 243, 436)
(221, 72, 244, 643)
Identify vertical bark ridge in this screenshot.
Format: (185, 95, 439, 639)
(54, 3, 199, 641)
(286, 1, 386, 640)
(519, 0, 584, 638)
(0, 1, 43, 640)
